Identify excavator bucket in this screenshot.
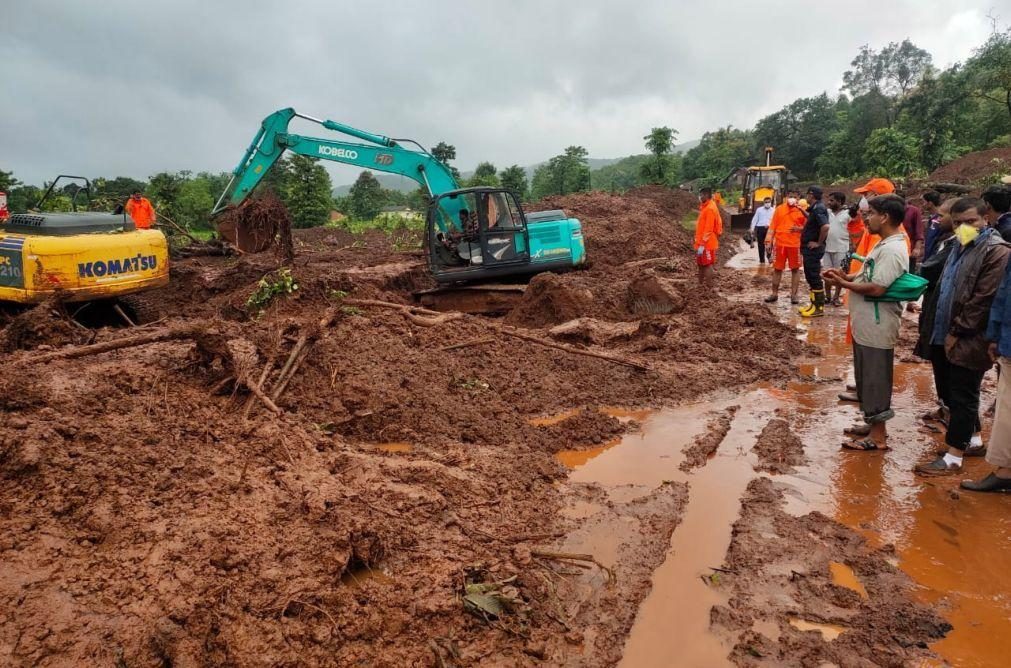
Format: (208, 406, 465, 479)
(730, 213, 753, 231)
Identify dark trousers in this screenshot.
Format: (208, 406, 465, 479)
(946, 361, 986, 450)
(802, 248, 824, 290)
(930, 344, 982, 440)
(755, 227, 768, 263)
(853, 342, 895, 423)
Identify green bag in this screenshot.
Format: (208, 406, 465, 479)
(851, 254, 929, 303)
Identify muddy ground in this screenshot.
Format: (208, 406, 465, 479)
(0, 185, 949, 666)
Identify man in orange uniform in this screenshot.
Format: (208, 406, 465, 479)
(764, 190, 806, 304)
(125, 191, 157, 229)
(694, 187, 722, 288)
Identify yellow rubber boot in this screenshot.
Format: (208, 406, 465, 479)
(798, 289, 826, 318)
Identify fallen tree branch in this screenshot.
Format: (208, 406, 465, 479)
(18, 324, 204, 364)
(243, 376, 283, 415)
(531, 549, 615, 585)
(499, 327, 650, 372)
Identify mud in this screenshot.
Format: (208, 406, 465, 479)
(927, 146, 1011, 185)
(680, 406, 740, 472)
(0, 184, 969, 666)
(751, 418, 805, 474)
(0, 299, 91, 353)
(714, 478, 951, 667)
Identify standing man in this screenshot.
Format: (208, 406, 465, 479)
(824, 191, 851, 306)
(823, 194, 909, 449)
(764, 190, 806, 304)
(125, 191, 157, 229)
(750, 196, 774, 264)
(916, 198, 1011, 475)
(694, 187, 722, 288)
(914, 199, 957, 423)
(962, 245, 1011, 492)
(798, 186, 830, 317)
(921, 191, 945, 261)
(982, 184, 1011, 242)
(903, 197, 925, 272)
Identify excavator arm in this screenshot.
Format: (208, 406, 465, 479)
(212, 107, 458, 216)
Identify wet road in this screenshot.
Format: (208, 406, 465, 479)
(556, 246, 1011, 667)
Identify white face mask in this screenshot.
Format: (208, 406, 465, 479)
(763, 202, 772, 209)
(787, 197, 798, 206)
(859, 196, 869, 210)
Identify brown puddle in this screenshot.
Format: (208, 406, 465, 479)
(554, 439, 620, 469)
(788, 618, 846, 641)
(829, 561, 869, 599)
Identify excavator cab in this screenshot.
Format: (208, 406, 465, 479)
(729, 147, 788, 231)
(426, 187, 531, 281)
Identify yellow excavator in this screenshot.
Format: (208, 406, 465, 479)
(0, 176, 169, 310)
(729, 147, 788, 231)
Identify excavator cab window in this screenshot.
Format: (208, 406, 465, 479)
(427, 189, 530, 277)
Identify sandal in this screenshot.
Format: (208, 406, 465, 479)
(843, 439, 890, 451)
(843, 424, 872, 436)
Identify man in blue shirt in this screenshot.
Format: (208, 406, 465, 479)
(749, 197, 774, 264)
(916, 198, 1011, 475)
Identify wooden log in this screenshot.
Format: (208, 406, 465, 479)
(19, 324, 203, 364)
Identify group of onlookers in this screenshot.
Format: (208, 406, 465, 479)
(713, 175, 1011, 492)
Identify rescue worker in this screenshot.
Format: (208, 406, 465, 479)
(694, 187, 722, 288)
(798, 186, 830, 318)
(763, 190, 805, 304)
(749, 196, 774, 264)
(125, 192, 156, 229)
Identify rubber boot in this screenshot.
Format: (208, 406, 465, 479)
(798, 289, 825, 318)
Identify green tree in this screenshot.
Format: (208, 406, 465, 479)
(347, 170, 384, 220)
(681, 126, 753, 185)
(641, 126, 679, 183)
(175, 177, 215, 230)
(286, 155, 333, 228)
(593, 154, 653, 191)
(146, 172, 185, 221)
(863, 127, 922, 177)
(468, 161, 500, 187)
(431, 141, 461, 181)
(499, 165, 529, 198)
(753, 94, 838, 178)
(964, 28, 1011, 121)
(0, 169, 20, 193)
(844, 39, 932, 98)
(531, 146, 591, 199)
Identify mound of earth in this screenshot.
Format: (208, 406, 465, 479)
(751, 418, 805, 473)
(928, 146, 1011, 185)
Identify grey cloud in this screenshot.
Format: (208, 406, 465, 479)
(1, 0, 1001, 186)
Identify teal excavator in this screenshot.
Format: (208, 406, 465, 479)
(213, 108, 586, 285)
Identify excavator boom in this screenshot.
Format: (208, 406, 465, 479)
(212, 108, 458, 216)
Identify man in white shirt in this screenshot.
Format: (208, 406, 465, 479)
(750, 197, 774, 264)
(823, 191, 852, 306)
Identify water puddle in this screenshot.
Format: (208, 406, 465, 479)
(829, 561, 869, 599)
(789, 618, 846, 641)
(530, 406, 653, 427)
(554, 439, 620, 469)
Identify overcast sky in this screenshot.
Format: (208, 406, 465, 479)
(3, 1, 1007, 188)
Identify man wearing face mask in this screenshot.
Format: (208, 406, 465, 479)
(916, 198, 1011, 476)
(798, 186, 830, 317)
(764, 191, 806, 303)
(749, 197, 774, 264)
